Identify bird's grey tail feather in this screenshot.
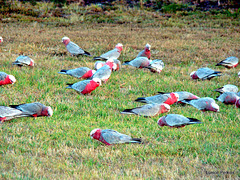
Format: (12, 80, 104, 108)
(187, 118, 202, 124)
(93, 56, 107, 60)
(135, 97, 147, 103)
(121, 109, 135, 115)
(122, 61, 130, 65)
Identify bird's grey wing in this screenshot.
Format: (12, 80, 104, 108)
(196, 68, 214, 79)
(224, 57, 239, 64)
(68, 67, 90, 78)
(145, 94, 169, 104)
(130, 57, 148, 67)
(67, 42, 85, 55)
(136, 50, 145, 58)
(92, 66, 111, 80)
(101, 129, 123, 144)
(14, 56, 31, 65)
(0, 72, 7, 81)
(165, 114, 189, 126)
(132, 104, 159, 116)
(0, 106, 24, 118)
(11, 102, 43, 115)
(72, 80, 90, 92)
(100, 49, 119, 59)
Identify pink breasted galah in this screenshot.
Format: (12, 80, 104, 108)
(66, 78, 101, 95)
(216, 56, 239, 68)
(90, 128, 142, 145)
(190, 67, 221, 80)
(62, 37, 91, 56)
(12, 55, 34, 67)
(135, 92, 179, 105)
(123, 57, 151, 68)
(10, 102, 53, 117)
(217, 92, 240, 105)
(121, 103, 170, 117)
(58, 67, 96, 79)
(214, 84, 238, 94)
(0, 72, 16, 86)
(93, 43, 123, 60)
(91, 65, 112, 83)
(181, 97, 219, 112)
(158, 91, 199, 103)
(136, 43, 151, 59)
(158, 114, 202, 128)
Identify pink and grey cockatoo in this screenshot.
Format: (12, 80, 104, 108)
(0, 36, 3, 44)
(66, 78, 101, 95)
(0, 106, 29, 122)
(91, 65, 112, 83)
(93, 43, 123, 60)
(214, 84, 238, 94)
(90, 128, 142, 145)
(10, 102, 53, 117)
(135, 92, 179, 105)
(216, 56, 239, 68)
(112, 59, 121, 71)
(157, 114, 202, 128)
(123, 57, 151, 69)
(136, 43, 151, 59)
(12, 55, 34, 67)
(190, 67, 221, 80)
(0, 72, 16, 86)
(158, 91, 199, 103)
(181, 97, 219, 112)
(62, 37, 91, 56)
(217, 92, 240, 105)
(146, 59, 164, 73)
(121, 103, 170, 117)
(58, 67, 96, 79)
(94, 61, 106, 70)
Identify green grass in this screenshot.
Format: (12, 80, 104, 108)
(0, 9, 240, 179)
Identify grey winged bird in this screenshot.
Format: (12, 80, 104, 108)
(0, 106, 30, 122)
(158, 114, 202, 128)
(123, 57, 150, 68)
(217, 92, 240, 105)
(12, 55, 34, 67)
(214, 84, 238, 94)
(10, 102, 53, 117)
(90, 128, 142, 145)
(62, 37, 91, 56)
(91, 65, 112, 83)
(58, 67, 96, 79)
(94, 43, 123, 60)
(121, 103, 170, 117)
(216, 56, 239, 68)
(190, 67, 221, 80)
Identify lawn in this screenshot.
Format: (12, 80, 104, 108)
(0, 7, 240, 179)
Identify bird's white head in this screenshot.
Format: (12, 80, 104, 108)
(163, 103, 171, 111)
(62, 36, 69, 42)
(90, 128, 101, 138)
(9, 75, 16, 84)
(190, 71, 196, 77)
(93, 78, 102, 86)
(112, 63, 117, 71)
(47, 106, 53, 116)
(211, 102, 219, 112)
(145, 43, 151, 50)
(0, 36, 3, 43)
(116, 43, 123, 47)
(92, 70, 96, 74)
(238, 72, 240, 78)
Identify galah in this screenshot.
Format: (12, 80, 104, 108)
(217, 92, 240, 105)
(136, 43, 151, 59)
(91, 65, 112, 83)
(0, 36, 3, 43)
(90, 128, 142, 145)
(121, 103, 170, 117)
(62, 37, 91, 56)
(216, 56, 239, 68)
(146, 59, 164, 73)
(94, 59, 121, 71)
(0, 106, 29, 122)
(93, 43, 123, 60)
(190, 67, 221, 80)
(157, 114, 202, 128)
(10, 102, 53, 117)
(0, 72, 16, 86)
(123, 57, 151, 68)
(12, 55, 34, 67)
(58, 67, 96, 79)
(158, 91, 199, 103)
(135, 92, 179, 105)
(181, 97, 219, 112)
(214, 84, 238, 94)
(66, 78, 101, 95)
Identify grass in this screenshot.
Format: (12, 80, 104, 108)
(0, 5, 240, 179)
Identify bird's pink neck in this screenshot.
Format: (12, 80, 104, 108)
(0, 75, 11, 85)
(116, 46, 123, 53)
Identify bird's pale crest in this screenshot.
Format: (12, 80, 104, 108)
(190, 71, 196, 76)
(93, 78, 102, 86)
(145, 43, 151, 49)
(47, 107, 53, 116)
(62, 36, 69, 42)
(9, 75, 16, 84)
(90, 128, 100, 138)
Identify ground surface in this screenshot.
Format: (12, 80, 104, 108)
(0, 14, 240, 179)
